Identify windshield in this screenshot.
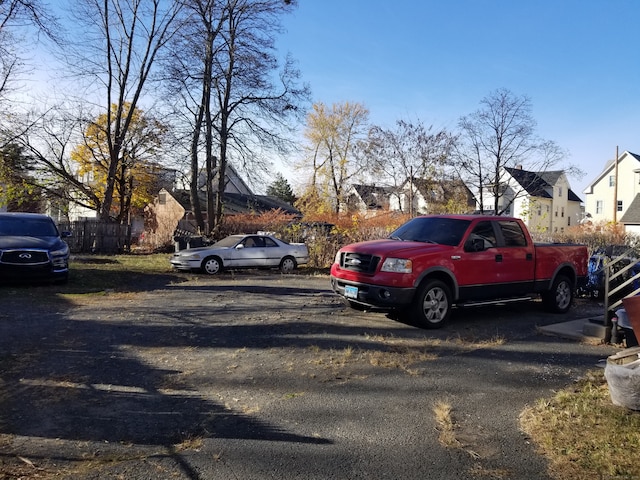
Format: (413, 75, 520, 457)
(212, 235, 243, 248)
(0, 217, 59, 237)
(390, 217, 471, 246)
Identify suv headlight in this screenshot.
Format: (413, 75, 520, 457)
(51, 244, 69, 257)
(381, 258, 412, 273)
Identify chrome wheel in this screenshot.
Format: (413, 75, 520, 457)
(280, 257, 296, 274)
(542, 274, 573, 313)
(554, 278, 572, 311)
(202, 256, 222, 275)
(412, 279, 452, 329)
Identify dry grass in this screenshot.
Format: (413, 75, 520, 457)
(367, 346, 438, 373)
(433, 400, 461, 448)
(0, 254, 178, 307)
(174, 435, 204, 451)
(307, 335, 440, 376)
(303, 332, 509, 379)
(520, 369, 640, 480)
(448, 332, 507, 347)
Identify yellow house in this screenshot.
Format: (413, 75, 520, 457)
(582, 151, 640, 233)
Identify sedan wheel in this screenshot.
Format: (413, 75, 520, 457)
(202, 256, 222, 275)
(280, 256, 297, 274)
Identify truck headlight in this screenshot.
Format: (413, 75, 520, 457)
(334, 251, 342, 265)
(381, 258, 412, 273)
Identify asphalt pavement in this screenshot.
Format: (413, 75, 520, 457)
(0, 273, 618, 479)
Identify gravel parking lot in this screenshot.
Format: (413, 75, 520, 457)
(0, 272, 617, 479)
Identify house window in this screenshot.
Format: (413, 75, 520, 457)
(537, 206, 542, 216)
(555, 209, 558, 217)
(159, 192, 167, 205)
(561, 207, 564, 218)
(618, 200, 623, 212)
(609, 175, 616, 187)
(568, 216, 571, 226)
(596, 200, 603, 214)
(558, 186, 563, 197)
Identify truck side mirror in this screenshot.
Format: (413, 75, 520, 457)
(465, 237, 485, 252)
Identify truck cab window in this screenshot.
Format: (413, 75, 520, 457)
(465, 221, 496, 251)
(498, 221, 527, 247)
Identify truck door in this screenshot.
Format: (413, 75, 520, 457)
(494, 220, 536, 294)
(459, 220, 502, 299)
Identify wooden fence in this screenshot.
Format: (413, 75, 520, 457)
(58, 220, 131, 254)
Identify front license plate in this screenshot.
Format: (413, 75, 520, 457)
(344, 285, 358, 299)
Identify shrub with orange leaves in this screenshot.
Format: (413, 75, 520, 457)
(535, 221, 639, 257)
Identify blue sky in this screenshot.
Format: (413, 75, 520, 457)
(277, 1, 640, 197)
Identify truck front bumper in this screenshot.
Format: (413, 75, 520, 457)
(330, 276, 415, 310)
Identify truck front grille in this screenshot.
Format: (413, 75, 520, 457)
(340, 252, 380, 273)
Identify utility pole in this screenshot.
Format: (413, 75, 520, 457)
(409, 166, 414, 217)
(613, 146, 619, 222)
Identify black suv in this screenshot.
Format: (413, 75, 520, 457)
(0, 212, 70, 283)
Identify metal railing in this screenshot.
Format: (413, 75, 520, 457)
(604, 248, 640, 324)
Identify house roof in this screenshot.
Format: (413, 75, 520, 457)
(171, 189, 301, 216)
(504, 167, 552, 199)
(504, 167, 582, 203)
(620, 194, 640, 225)
(583, 151, 640, 194)
(403, 177, 476, 204)
(351, 184, 394, 209)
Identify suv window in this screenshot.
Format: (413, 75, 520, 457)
(0, 217, 59, 237)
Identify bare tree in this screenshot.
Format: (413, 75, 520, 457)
(165, 0, 309, 235)
(15, 105, 105, 217)
(0, 0, 59, 102)
(363, 119, 457, 214)
(455, 88, 578, 214)
(62, 0, 183, 221)
(163, 0, 226, 233)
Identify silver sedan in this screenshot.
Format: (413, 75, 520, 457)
(170, 234, 309, 275)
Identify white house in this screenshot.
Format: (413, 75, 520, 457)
(345, 184, 393, 214)
(582, 151, 640, 233)
(480, 166, 582, 233)
(396, 178, 475, 215)
(346, 178, 475, 216)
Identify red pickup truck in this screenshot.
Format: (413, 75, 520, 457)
(330, 214, 588, 328)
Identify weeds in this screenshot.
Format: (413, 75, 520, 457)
(520, 370, 640, 480)
(433, 400, 460, 448)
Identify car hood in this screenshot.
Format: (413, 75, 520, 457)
(340, 239, 451, 256)
(0, 235, 64, 250)
(175, 246, 231, 256)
